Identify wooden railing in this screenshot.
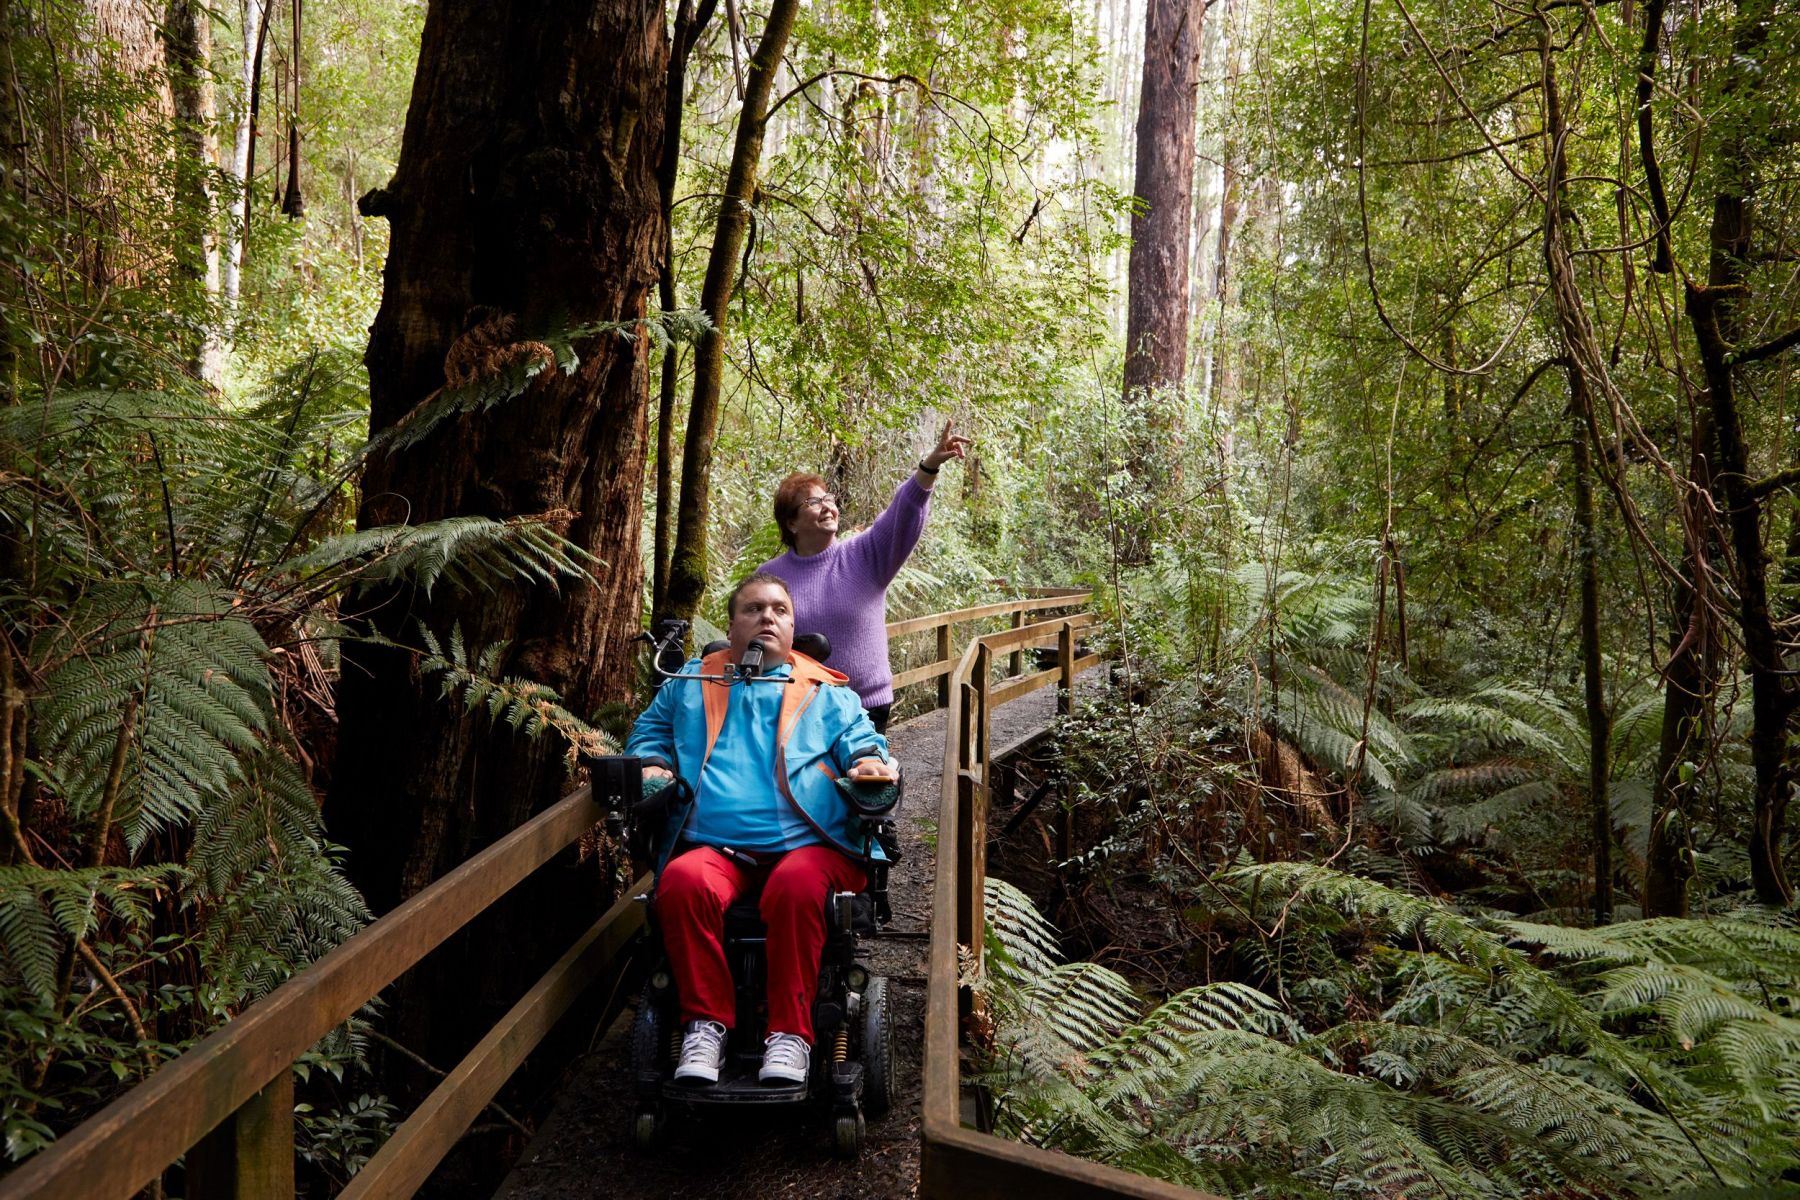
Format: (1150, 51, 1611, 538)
(884, 587, 1094, 710)
(0, 590, 1106, 1200)
(0, 776, 651, 1200)
(918, 607, 1214, 1200)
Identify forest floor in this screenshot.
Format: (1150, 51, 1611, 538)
(490, 671, 1104, 1200)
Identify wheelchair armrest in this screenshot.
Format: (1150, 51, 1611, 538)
(631, 771, 689, 863)
(835, 775, 901, 818)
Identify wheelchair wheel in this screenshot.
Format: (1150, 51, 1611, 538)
(860, 976, 895, 1117)
(832, 1111, 865, 1159)
(629, 981, 667, 1077)
(633, 1106, 662, 1151)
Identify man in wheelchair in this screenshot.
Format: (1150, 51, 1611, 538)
(625, 571, 898, 1095)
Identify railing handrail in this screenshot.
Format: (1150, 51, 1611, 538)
(918, 606, 1215, 1200)
(0, 783, 634, 1200)
(884, 592, 1088, 639)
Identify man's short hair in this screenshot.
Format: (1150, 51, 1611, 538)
(773, 472, 828, 549)
(725, 570, 792, 618)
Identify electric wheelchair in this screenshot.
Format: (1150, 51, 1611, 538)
(591, 622, 901, 1158)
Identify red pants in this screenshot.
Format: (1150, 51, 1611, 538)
(656, 845, 866, 1043)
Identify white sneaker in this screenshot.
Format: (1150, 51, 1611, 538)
(674, 1020, 726, 1083)
(759, 1032, 811, 1084)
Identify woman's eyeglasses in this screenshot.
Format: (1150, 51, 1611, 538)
(800, 494, 839, 511)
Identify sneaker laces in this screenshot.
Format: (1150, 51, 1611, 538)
(761, 1032, 809, 1076)
(679, 1020, 726, 1069)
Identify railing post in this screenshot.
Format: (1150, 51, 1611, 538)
(955, 769, 981, 956)
(936, 620, 952, 710)
(185, 1069, 294, 1200)
(974, 644, 992, 768)
(955, 765, 987, 1026)
(1008, 609, 1024, 678)
(958, 681, 976, 771)
(1058, 621, 1075, 716)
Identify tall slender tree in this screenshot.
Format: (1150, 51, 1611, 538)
(662, 0, 801, 621)
(163, 0, 221, 380)
(1120, 0, 1202, 562)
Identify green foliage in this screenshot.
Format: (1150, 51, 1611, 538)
(416, 623, 617, 765)
(0, 865, 182, 1003)
(0, 332, 596, 1162)
(982, 868, 1800, 1195)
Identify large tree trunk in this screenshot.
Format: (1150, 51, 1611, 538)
(662, 0, 801, 621)
(1118, 0, 1201, 562)
(1683, 0, 1794, 907)
(331, 0, 666, 1098)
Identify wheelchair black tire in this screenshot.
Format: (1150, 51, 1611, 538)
(832, 1111, 865, 1158)
(633, 1107, 661, 1150)
(630, 981, 669, 1077)
(859, 976, 895, 1117)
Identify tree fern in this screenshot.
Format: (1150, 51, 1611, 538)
(0, 865, 183, 1002)
(986, 863, 1800, 1194)
(2, 350, 622, 1161)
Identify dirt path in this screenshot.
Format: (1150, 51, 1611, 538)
(492, 674, 1100, 1200)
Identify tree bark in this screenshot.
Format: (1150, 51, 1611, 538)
(1119, 0, 1202, 562)
(162, 0, 222, 381)
(279, 0, 302, 219)
(222, 0, 267, 311)
(331, 0, 666, 1093)
(1683, 0, 1793, 906)
(651, 0, 718, 618)
(1540, 31, 1613, 923)
(662, 0, 801, 621)
(1644, 425, 1715, 917)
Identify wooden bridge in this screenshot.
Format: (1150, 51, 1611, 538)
(0, 591, 1200, 1200)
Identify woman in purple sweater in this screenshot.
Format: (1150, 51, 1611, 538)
(759, 423, 970, 732)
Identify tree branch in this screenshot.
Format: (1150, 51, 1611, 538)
(766, 69, 926, 122)
(1727, 323, 1800, 367)
(1743, 465, 1800, 503)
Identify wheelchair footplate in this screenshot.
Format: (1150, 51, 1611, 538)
(659, 1057, 861, 1106)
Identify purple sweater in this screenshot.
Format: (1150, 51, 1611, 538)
(759, 477, 932, 709)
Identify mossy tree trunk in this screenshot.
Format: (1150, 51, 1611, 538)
(661, 0, 802, 622)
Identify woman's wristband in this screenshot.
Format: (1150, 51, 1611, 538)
(917, 458, 939, 474)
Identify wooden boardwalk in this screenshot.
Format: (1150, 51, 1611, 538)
(493, 679, 1093, 1200)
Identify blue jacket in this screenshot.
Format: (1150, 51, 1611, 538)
(624, 649, 893, 872)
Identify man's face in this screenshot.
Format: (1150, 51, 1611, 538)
(728, 581, 794, 666)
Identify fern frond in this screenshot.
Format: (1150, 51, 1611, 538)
(281, 515, 593, 599)
(0, 864, 185, 1002)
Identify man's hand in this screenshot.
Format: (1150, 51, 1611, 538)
(848, 757, 897, 782)
(643, 764, 674, 783)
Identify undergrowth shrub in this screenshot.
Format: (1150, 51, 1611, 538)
(978, 870, 1800, 1196)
